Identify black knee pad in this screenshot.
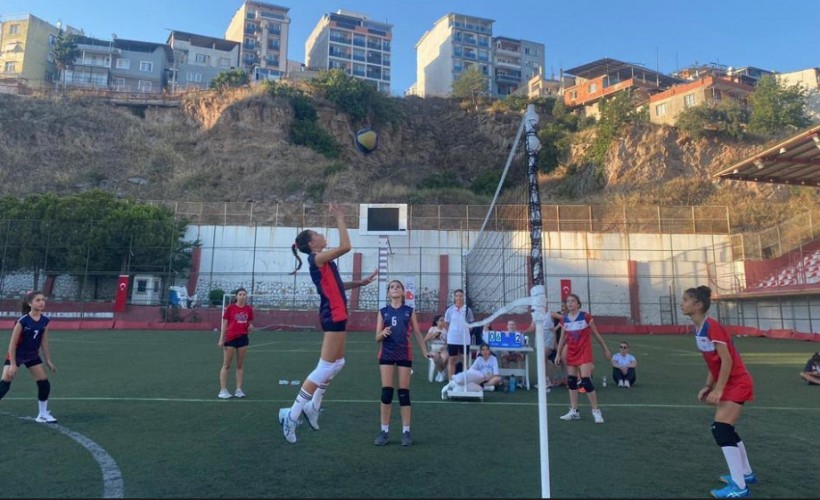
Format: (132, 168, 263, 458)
(37, 379, 50, 401)
(380, 386, 394, 405)
(712, 422, 739, 447)
(0, 380, 10, 399)
(567, 375, 579, 390)
(398, 388, 411, 407)
(579, 377, 595, 393)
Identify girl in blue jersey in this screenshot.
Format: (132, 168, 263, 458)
(279, 203, 378, 444)
(0, 291, 58, 423)
(373, 280, 430, 447)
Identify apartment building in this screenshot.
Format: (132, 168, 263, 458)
(62, 36, 117, 89)
(305, 9, 392, 94)
(109, 39, 172, 93)
(493, 36, 544, 96)
(563, 58, 683, 119)
(0, 14, 60, 88)
(778, 67, 820, 121)
(225, 1, 290, 81)
(648, 76, 755, 126)
(415, 13, 494, 98)
(166, 30, 240, 91)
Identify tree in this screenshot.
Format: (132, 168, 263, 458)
(748, 75, 810, 136)
(451, 67, 489, 110)
(52, 29, 80, 89)
(209, 69, 249, 90)
(310, 69, 379, 123)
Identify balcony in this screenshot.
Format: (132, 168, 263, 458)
(330, 35, 352, 44)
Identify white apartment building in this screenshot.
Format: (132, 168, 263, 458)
(778, 67, 820, 122)
(305, 9, 392, 94)
(225, 1, 289, 81)
(166, 31, 240, 91)
(415, 13, 494, 98)
(493, 36, 544, 96)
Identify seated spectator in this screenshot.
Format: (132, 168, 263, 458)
(441, 343, 501, 398)
(611, 341, 637, 388)
(499, 320, 526, 388)
(800, 352, 820, 385)
(424, 315, 449, 382)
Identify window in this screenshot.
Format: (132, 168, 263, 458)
(136, 279, 148, 293)
(589, 83, 598, 93)
(137, 80, 152, 92)
(655, 103, 667, 117)
(683, 93, 696, 108)
(4, 61, 17, 72)
(116, 58, 130, 69)
(139, 61, 153, 72)
(218, 57, 230, 67)
(113, 77, 126, 90)
(186, 72, 202, 83)
(48, 34, 56, 46)
(8, 24, 20, 35)
(194, 54, 210, 64)
(3, 42, 21, 52)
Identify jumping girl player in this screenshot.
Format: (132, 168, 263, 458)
(279, 202, 378, 444)
(0, 291, 58, 423)
(373, 280, 430, 447)
(681, 286, 756, 499)
(554, 293, 611, 424)
(217, 287, 254, 399)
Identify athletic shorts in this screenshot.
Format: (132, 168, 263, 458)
(379, 359, 412, 368)
(321, 319, 347, 332)
(224, 335, 249, 348)
(447, 344, 465, 356)
(721, 375, 754, 403)
(4, 356, 42, 368)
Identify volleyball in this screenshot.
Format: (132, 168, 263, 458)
(354, 127, 378, 154)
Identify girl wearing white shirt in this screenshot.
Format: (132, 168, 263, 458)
(611, 341, 637, 387)
(440, 343, 500, 398)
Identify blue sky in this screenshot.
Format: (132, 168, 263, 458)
(3, 0, 818, 95)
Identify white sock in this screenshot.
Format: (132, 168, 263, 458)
(289, 389, 312, 421)
(381, 424, 389, 433)
(311, 383, 328, 410)
(721, 446, 746, 489)
(737, 441, 753, 475)
(38, 400, 47, 414)
(402, 425, 410, 433)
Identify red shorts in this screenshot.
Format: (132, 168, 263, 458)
(721, 374, 754, 403)
(566, 341, 593, 366)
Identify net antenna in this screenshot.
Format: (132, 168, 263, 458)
(464, 104, 551, 498)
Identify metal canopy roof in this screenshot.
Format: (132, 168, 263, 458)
(714, 124, 820, 187)
(565, 57, 683, 87)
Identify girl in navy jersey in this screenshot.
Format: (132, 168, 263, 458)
(0, 291, 58, 423)
(217, 287, 254, 399)
(279, 203, 378, 444)
(681, 286, 756, 499)
(373, 280, 430, 447)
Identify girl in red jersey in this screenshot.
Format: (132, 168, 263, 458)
(554, 293, 611, 423)
(279, 203, 378, 444)
(373, 280, 430, 447)
(681, 286, 757, 499)
(0, 291, 58, 423)
(217, 287, 254, 399)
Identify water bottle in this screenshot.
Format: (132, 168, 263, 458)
(602, 376, 607, 388)
(509, 374, 517, 393)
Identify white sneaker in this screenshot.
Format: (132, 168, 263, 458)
(278, 408, 298, 444)
(35, 411, 57, 424)
(434, 371, 445, 383)
(592, 409, 605, 424)
(218, 388, 232, 399)
(618, 380, 625, 388)
(624, 380, 631, 388)
(303, 403, 320, 430)
(234, 388, 246, 398)
(559, 408, 580, 421)
(483, 385, 495, 392)
(441, 382, 452, 400)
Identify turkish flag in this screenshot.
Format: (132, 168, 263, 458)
(560, 279, 572, 301)
(114, 275, 129, 313)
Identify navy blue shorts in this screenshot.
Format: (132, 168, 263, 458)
(447, 344, 465, 356)
(224, 335, 249, 348)
(321, 319, 347, 332)
(379, 359, 412, 368)
(4, 356, 42, 368)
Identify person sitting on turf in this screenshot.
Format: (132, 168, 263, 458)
(799, 352, 820, 385)
(611, 341, 637, 388)
(441, 343, 500, 398)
